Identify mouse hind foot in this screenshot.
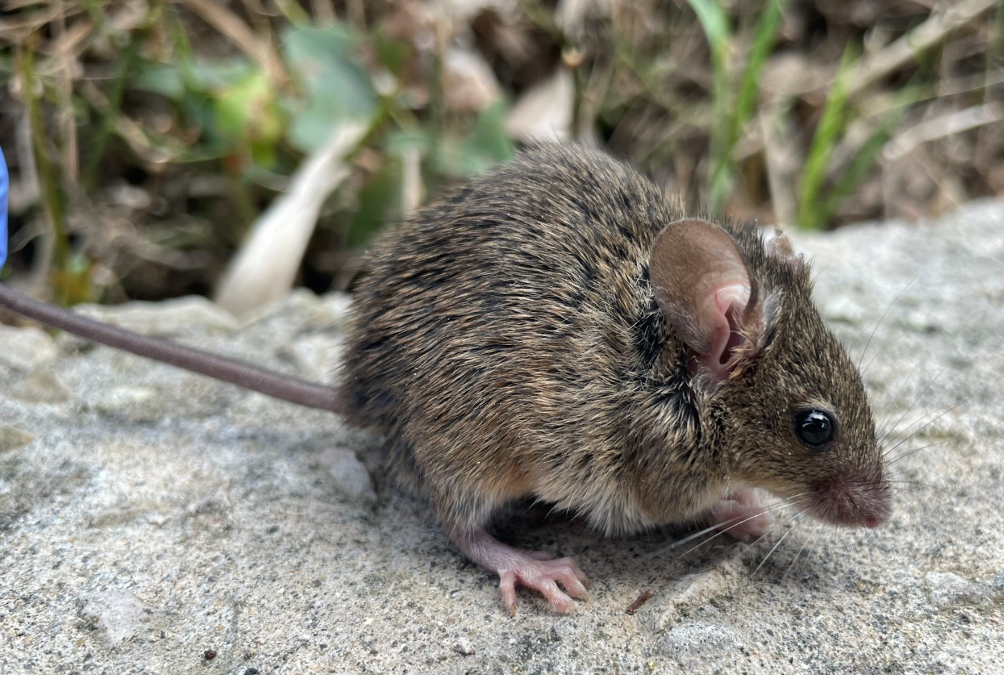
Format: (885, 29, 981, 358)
(451, 527, 589, 615)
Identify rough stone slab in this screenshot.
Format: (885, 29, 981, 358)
(1, 200, 1002, 674)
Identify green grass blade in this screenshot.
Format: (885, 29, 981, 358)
(733, 0, 789, 142)
(84, 36, 144, 191)
(822, 88, 919, 220)
(686, 0, 733, 212)
(686, 0, 730, 58)
(709, 0, 790, 211)
(797, 44, 857, 230)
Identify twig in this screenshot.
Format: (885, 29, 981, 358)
(82, 34, 142, 189)
(0, 4, 71, 44)
(78, 80, 182, 164)
(884, 102, 1004, 161)
(347, 0, 366, 29)
(625, 590, 653, 615)
(181, 0, 287, 85)
(53, 0, 78, 183)
(310, 0, 336, 25)
(844, 0, 999, 99)
(19, 34, 68, 295)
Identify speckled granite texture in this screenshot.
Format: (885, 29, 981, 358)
(1, 201, 1002, 674)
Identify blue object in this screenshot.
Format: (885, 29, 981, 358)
(0, 146, 8, 268)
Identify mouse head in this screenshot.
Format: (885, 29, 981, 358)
(650, 219, 890, 528)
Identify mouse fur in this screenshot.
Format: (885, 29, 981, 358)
(340, 143, 889, 543)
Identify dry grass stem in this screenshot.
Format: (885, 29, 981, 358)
(885, 102, 1004, 161)
(181, 0, 288, 85)
(844, 0, 999, 99)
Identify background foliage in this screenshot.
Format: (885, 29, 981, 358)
(0, 0, 1001, 306)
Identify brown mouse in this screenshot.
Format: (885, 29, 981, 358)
(0, 143, 890, 615)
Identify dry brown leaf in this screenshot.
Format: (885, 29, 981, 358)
(444, 47, 502, 113)
(214, 123, 367, 318)
(505, 66, 574, 141)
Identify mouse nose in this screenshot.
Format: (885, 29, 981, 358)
(809, 470, 891, 528)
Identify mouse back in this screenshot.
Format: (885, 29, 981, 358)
(339, 144, 703, 531)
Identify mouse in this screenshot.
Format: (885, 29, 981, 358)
(0, 143, 891, 615)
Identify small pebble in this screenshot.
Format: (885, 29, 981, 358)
(80, 590, 146, 647)
(0, 325, 59, 370)
(318, 448, 377, 504)
(659, 622, 743, 660)
(0, 425, 33, 453)
(88, 385, 159, 422)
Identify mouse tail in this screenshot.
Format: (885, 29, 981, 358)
(0, 284, 345, 415)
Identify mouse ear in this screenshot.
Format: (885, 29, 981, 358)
(650, 219, 762, 380)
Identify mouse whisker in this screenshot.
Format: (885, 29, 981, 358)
(877, 365, 948, 447)
(653, 522, 730, 556)
(856, 275, 919, 375)
(782, 493, 811, 506)
(873, 358, 925, 440)
(781, 533, 813, 580)
(755, 512, 815, 574)
(738, 496, 811, 564)
(741, 521, 782, 553)
(885, 479, 952, 496)
(781, 506, 832, 580)
(672, 499, 805, 560)
(882, 398, 968, 458)
(885, 439, 946, 465)
(753, 526, 795, 574)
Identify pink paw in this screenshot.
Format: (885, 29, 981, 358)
(452, 528, 589, 615)
(498, 552, 589, 615)
(709, 489, 773, 541)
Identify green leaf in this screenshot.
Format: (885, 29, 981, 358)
(822, 87, 918, 222)
(348, 156, 403, 247)
(282, 25, 377, 151)
(439, 101, 513, 179)
(215, 70, 284, 146)
(287, 98, 364, 154)
(385, 128, 431, 156)
(374, 30, 413, 79)
(463, 101, 513, 166)
(188, 59, 256, 92)
(284, 24, 358, 72)
(132, 61, 186, 100)
(685, 0, 730, 63)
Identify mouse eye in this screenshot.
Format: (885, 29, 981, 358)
(794, 409, 835, 449)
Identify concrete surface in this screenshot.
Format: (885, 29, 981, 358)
(1, 201, 1002, 674)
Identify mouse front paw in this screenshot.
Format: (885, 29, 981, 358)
(708, 489, 773, 541)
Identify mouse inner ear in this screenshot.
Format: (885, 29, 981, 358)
(649, 219, 763, 380)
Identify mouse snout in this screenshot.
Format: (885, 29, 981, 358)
(809, 469, 891, 528)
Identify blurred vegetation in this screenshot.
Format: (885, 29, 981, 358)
(0, 0, 1002, 306)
